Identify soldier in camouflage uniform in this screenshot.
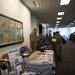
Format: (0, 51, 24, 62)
(53, 32, 56, 38)
(48, 34, 52, 42)
(71, 32, 75, 43)
(52, 32, 57, 59)
(38, 33, 45, 47)
(54, 32, 62, 60)
(30, 28, 38, 51)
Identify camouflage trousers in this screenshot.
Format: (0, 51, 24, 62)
(55, 44, 62, 60)
(30, 45, 36, 52)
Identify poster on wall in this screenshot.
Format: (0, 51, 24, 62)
(0, 13, 24, 47)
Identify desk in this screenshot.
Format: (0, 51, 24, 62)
(26, 51, 55, 75)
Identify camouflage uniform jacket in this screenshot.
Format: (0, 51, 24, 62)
(38, 35, 45, 46)
(30, 32, 38, 48)
(55, 34, 62, 44)
(54, 34, 62, 51)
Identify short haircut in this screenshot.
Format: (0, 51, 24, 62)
(56, 31, 59, 34)
(33, 28, 37, 30)
(53, 32, 56, 35)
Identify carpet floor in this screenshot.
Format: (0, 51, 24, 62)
(56, 41, 75, 75)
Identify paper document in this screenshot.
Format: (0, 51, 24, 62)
(52, 38, 56, 42)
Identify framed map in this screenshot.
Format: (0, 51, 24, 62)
(0, 13, 24, 47)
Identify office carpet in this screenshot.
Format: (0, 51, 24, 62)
(56, 41, 75, 75)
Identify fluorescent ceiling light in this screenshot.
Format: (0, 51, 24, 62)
(56, 24, 59, 26)
(70, 23, 74, 25)
(56, 21, 60, 23)
(57, 17, 62, 20)
(33, 1, 39, 7)
(60, 0, 70, 5)
(58, 12, 65, 15)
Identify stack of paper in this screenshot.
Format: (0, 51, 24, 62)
(45, 50, 54, 54)
(37, 55, 51, 63)
(29, 55, 39, 59)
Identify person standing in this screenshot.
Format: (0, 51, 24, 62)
(52, 32, 57, 58)
(54, 32, 62, 60)
(38, 33, 45, 47)
(30, 28, 38, 51)
(71, 32, 75, 43)
(48, 34, 52, 42)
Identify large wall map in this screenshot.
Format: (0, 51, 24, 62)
(0, 14, 24, 47)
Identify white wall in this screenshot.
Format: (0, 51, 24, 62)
(0, 0, 41, 57)
(0, 0, 32, 57)
(31, 13, 41, 35)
